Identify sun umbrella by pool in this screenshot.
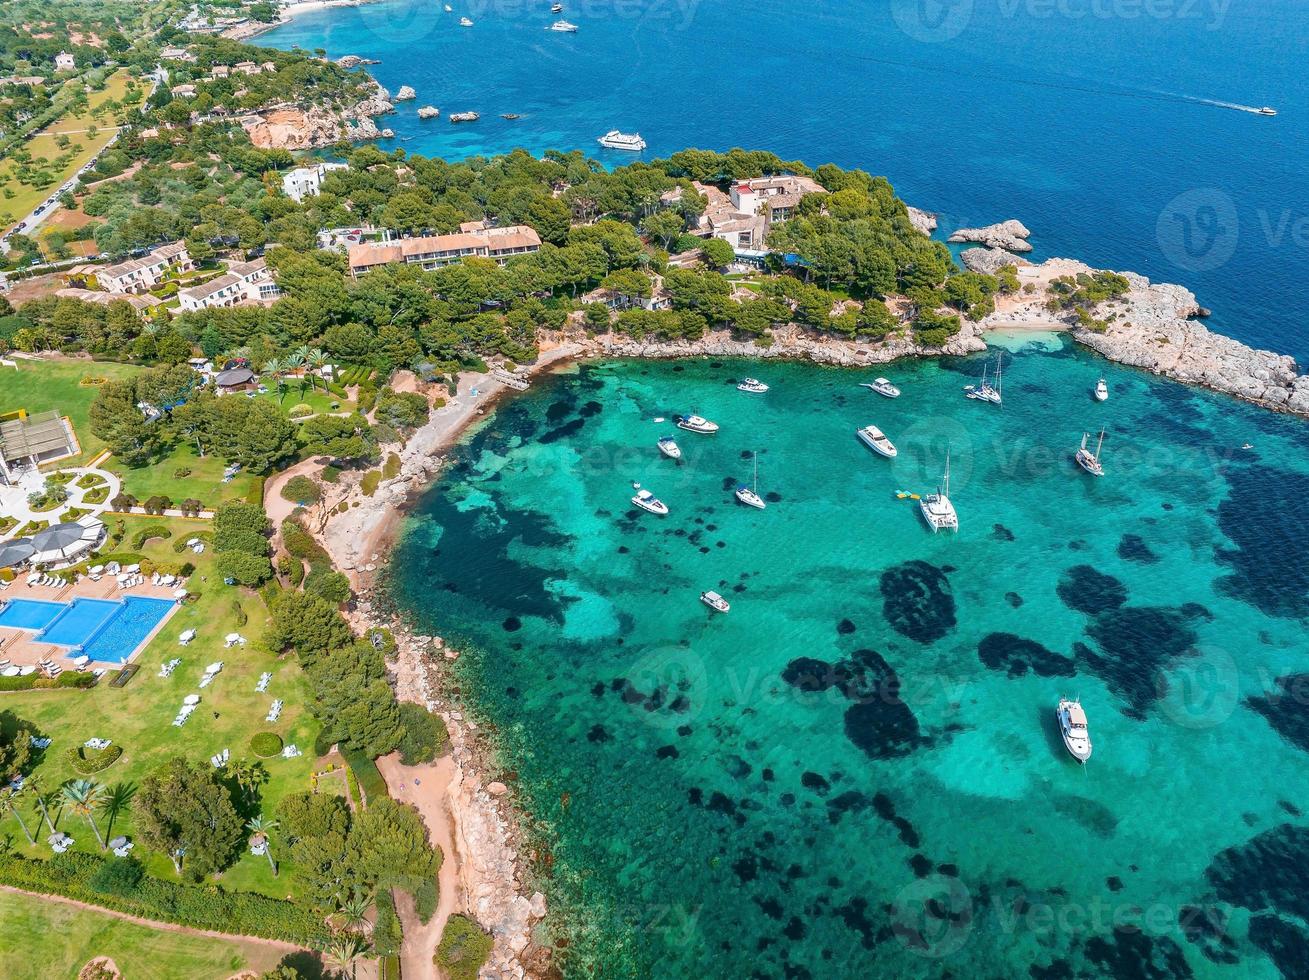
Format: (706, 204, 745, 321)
(30, 523, 94, 561)
(0, 538, 34, 568)
(108, 836, 128, 850)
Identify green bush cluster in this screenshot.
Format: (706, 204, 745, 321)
(414, 876, 438, 925)
(360, 470, 381, 497)
(396, 703, 449, 765)
(130, 524, 172, 549)
(0, 852, 329, 945)
(66, 744, 123, 774)
(340, 745, 387, 802)
(436, 915, 494, 980)
(250, 732, 283, 757)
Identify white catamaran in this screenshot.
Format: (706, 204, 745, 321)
(965, 356, 1003, 405)
(919, 450, 959, 532)
(735, 451, 766, 509)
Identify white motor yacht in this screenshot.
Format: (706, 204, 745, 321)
(700, 590, 730, 613)
(676, 414, 719, 434)
(919, 450, 959, 532)
(549, 19, 579, 31)
(1094, 377, 1108, 402)
(1057, 696, 1092, 763)
(657, 436, 682, 460)
(631, 487, 669, 515)
(459, 16, 473, 25)
(597, 130, 645, 150)
(861, 377, 900, 398)
(737, 377, 769, 393)
(856, 424, 897, 458)
(1075, 430, 1105, 477)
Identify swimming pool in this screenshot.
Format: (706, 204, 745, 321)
(0, 595, 176, 664)
(80, 597, 175, 664)
(0, 599, 64, 631)
(40, 598, 120, 647)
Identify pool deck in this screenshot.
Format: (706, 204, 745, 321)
(0, 578, 181, 669)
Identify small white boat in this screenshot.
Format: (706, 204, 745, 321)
(861, 377, 900, 398)
(459, 16, 473, 26)
(657, 436, 682, 459)
(856, 424, 897, 459)
(1257, 106, 1277, 116)
(735, 451, 766, 509)
(1057, 696, 1092, 763)
(444, 4, 452, 10)
(597, 130, 646, 151)
(737, 377, 769, 393)
(1094, 377, 1108, 402)
(676, 414, 718, 434)
(1075, 429, 1105, 477)
(919, 450, 959, 533)
(549, 19, 579, 31)
(551, 1, 563, 9)
(631, 487, 669, 515)
(700, 590, 730, 613)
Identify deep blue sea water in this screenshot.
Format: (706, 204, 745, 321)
(264, 0, 1309, 361)
(392, 341, 1309, 978)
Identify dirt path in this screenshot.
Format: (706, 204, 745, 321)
(376, 753, 461, 978)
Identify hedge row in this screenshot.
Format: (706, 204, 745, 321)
(130, 524, 172, 549)
(341, 745, 387, 803)
(67, 744, 123, 774)
(246, 476, 267, 506)
(0, 672, 96, 692)
(0, 852, 330, 946)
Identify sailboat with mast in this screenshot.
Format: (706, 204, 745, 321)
(1075, 429, 1106, 477)
(919, 450, 959, 532)
(735, 451, 766, 509)
(965, 355, 1003, 405)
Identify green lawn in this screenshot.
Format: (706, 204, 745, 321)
(257, 381, 353, 417)
(1, 358, 141, 464)
(0, 69, 146, 237)
(0, 890, 289, 978)
(0, 515, 322, 898)
(111, 441, 259, 510)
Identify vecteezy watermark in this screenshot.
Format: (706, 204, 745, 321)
(891, 875, 974, 957)
(997, 0, 1231, 28)
(621, 642, 711, 730)
(1155, 643, 1240, 730)
(891, 0, 975, 42)
(1156, 187, 1239, 273)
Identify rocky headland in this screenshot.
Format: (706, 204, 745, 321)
(239, 82, 394, 149)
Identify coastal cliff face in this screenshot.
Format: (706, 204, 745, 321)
(240, 83, 394, 150)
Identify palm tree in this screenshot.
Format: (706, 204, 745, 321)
(98, 782, 136, 838)
(60, 780, 107, 850)
(286, 347, 307, 393)
(0, 790, 34, 845)
(263, 356, 287, 395)
(305, 348, 328, 393)
(246, 814, 279, 877)
(335, 891, 371, 933)
(24, 775, 56, 835)
(229, 758, 268, 804)
(324, 932, 370, 979)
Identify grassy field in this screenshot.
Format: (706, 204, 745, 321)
(0, 890, 290, 978)
(0, 69, 146, 237)
(0, 514, 324, 898)
(111, 441, 260, 510)
(1, 357, 141, 464)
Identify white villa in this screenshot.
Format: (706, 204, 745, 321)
(282, 161, 348, 203)
(96, 242, 193, 294)
(55, 51, 76, 72)
(674, 174, 825, 251)
(177, 257, 280, 311)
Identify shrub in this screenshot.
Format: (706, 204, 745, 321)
(278, 554, 305, 586)
(280, 475, 321, 505)
(215, 551, 272, 586)
(340, 745, 387, 801)
(66, 744, 123, 774)
(173, 467, 192, 479)
(396, 703, 449, 765)
(304, 567, 351, 605)
(414, 876, 438, 925)
(246, 476, 266, 505)
(110, 493, 137, 512)
(143, 495, 173, 515)
(88, 855, 144, 897)
(382, 453, 401, 480)
(435, 915, 493, 980)
(360, 470, 381, 497)
(130, 524, 172, 549)
(231, 598, 248, 627)
(0, 852, 328, 944)
(250, 732, 283, 758)
(373, 889, 402, 957)
(320, 466, 342, 484)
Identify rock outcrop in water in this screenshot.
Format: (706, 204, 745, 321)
(395, 84, 417, 101)
(948, 219, 1033, 252)
(960, 246, 1031, 274)
(906, 206, 937, 236)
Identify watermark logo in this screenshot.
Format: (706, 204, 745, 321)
(891, 0, 975, 42)
(889, 415, 975, 493)
(891, 874, 973, 958)
(1156, 188, 1238, 273)
(1155, 644, 1240, 730)
(622, 642, 710, 730)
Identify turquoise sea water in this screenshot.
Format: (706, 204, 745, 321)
(262, 0, 1309, 361)
(392, 342, 1309, 977)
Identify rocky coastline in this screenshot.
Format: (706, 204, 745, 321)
(240, 82, 395, 150)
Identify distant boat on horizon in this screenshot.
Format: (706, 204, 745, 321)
(549, 19, 578, 32)
(459, 16, 473, 26)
